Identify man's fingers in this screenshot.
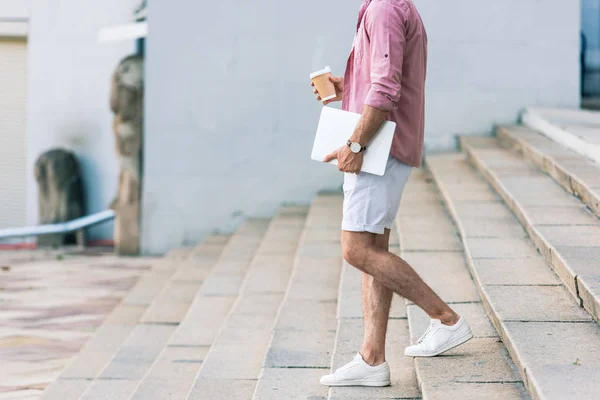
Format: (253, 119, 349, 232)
(313, 88, 318, 94)
(330, 76, 343, 84)
(311, 81, 315, 86)
(323, 151, 338, 163)
(316, 95, 322, 101)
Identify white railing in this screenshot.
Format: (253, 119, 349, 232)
(0, 210, 115, 240)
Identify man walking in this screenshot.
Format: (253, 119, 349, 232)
(312, 0, 472, 387)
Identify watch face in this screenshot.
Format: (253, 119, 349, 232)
(350, 142, 362, 153)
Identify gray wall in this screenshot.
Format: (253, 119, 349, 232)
(27, 0, 139, 241)
(143, 0, 581, 254)
(414, 0, 581, 150)
(0, 0, 30, 19)
(143, 0, 358, 254)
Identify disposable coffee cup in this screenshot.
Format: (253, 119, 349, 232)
(310, 66, 337, 102)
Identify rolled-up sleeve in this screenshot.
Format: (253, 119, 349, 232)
(363, 2, 406, 112)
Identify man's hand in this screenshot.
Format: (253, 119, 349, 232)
(323, 145, 363, 174)
(311, 76, 344, 105)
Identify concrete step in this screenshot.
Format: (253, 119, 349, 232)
(328, 258, 419, 400)
(185, 206, 309, 400)
(396, 170, 529, 400)
(522, 107, 600, 164)
(38, 246, 202, 400)
(41, 219, 267, 400)
(124, 218, 271, 400)
(460, 136, 600, 323)
(427, 154, 600, 400)
(253, 193, 344, 400)
(497, 125, 600, 218)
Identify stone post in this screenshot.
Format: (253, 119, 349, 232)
(35, 149, 85, 247)
(110, 55, 144, 255)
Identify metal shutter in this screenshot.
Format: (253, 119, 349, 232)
(0, 38, 27, 229)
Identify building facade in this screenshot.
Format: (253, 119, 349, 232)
(0, 0, 30, 231)
(142, 0, 581, 254)
(6, 0, 583, 253)
(582, 0, 600, 96)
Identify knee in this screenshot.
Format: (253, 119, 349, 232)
(343, 243, 368, 270)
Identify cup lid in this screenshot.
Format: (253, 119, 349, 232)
(310, 66, 332, 79)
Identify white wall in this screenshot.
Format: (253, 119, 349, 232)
(0, 0, 30, 19)
(27, 0, 139, 241)
(143, 0, 358, 254)
(413, 0, 581, 150)
(143, 0, 581, 254)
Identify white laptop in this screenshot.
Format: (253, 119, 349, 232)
(311, 107, 396, 176)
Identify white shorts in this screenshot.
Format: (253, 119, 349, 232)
(342, 156, 412, 235)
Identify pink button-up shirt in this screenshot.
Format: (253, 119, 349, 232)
(342, 0, 427, 167)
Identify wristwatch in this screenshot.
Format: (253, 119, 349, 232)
(347, 140, 367, 154)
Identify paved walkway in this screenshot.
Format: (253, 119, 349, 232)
(0, 248, 157, 399)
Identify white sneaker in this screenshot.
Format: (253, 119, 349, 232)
(320, 353, 391, 387)
(405, 317, 473, 357)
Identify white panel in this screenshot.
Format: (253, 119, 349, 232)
(0, 38, 27, 229)
(0, 21, 27, 37)
(98, 22, 147, 43)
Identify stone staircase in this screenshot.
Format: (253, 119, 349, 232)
(38, 124, 600, 400)
(522, 107, 600, 164)
(396, 170, 529, 400)
(426, 125, 600, 399)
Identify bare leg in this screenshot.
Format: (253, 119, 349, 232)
(360, 230, 394, 366)
(342, 230, 459, 326)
